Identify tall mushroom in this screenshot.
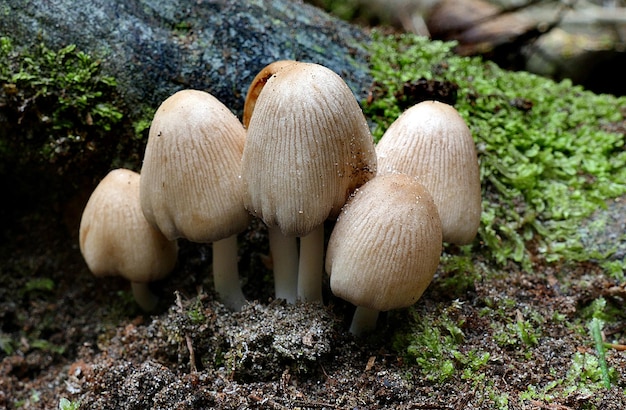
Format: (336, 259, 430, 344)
(326, 173, 442, 335)
(243, 60, 296, 129)
(79, 168, 178, 312)
(376, 100, 481, 245)
(140, 89, 250, 311)
(241, 61, 377, 303)
(243, 59, 299, 303)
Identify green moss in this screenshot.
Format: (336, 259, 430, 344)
(436, 249, 481, 297)
(365, 32, 626, 270)
(0, 36, 125, 173)
(59, 398, 80, 410)
(393, 303, 490, 383)
(0, 35, 156, 199)
(491, 309, 542, 356)
(520, 351, 617, 405)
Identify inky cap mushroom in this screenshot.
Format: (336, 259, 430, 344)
(79, 168, 178, 312)
(140, 89, 250, 311)
(326, 173, 442, 335)
(241, 61, 377, 303)
(376, 100, 481, 245)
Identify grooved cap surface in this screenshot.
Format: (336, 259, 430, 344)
(241, 62, 377, 237)
(79, 169, 178, 283)
(140, 90, 249, 243)
(326, 173, 442, 311)
(376, 100, 481, 245)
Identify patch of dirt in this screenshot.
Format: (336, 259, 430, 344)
(1, 204, 625, 409)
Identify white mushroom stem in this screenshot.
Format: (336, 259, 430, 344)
(349, 306, 380, 336)
(131, 281, 160, 312)
(297, 224, 325, 303)
(268, 227, 298, 303)
(212, 235, 247, 311)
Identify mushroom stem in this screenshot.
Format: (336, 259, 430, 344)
(297, 224, 325, 303)
(131, 281, 160, 312)
(268, 227, 298, 303)
(212, 235, 247, 311)
(349, 306, 380, 336)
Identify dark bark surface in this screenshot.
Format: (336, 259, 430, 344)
(1, 0, 372, 117)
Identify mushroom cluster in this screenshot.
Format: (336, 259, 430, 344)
(78, 60, 481, 335)
(327, 99, 482, 335)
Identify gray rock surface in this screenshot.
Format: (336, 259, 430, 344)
(1, 0, 372, 117)
(580, 195, 626, 263)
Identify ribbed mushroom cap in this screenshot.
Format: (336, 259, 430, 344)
(79, 169, 178, 284)
(140, 89, 249, 243)
(326, 173, 442, 312)
(241, 61, 377, 237)
(376, 100, 481, 245)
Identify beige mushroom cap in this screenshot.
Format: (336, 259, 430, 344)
(140, 89, 249, 243)
(79, 168, 178, 284)
(376, 100, 481, 245)
(326, 173, 442, 312)
(241, 61, 377, 237)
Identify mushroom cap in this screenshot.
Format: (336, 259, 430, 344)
(140, 89, 250, 243)
(241, 61, 377, 237)
(326, 173, 442, 312)
(79, 169, 178, 283)
(376, 100, 481, 245)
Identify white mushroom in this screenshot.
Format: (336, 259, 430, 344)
(376, 100, 481, 245)
(241, 61, 377, 303)
(140, 89, 249, 311)
(79, 168, 178, 312)
(326, 173, 442, 335)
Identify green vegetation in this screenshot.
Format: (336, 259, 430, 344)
(365, 32, 626, 271)
(393, 303, 490, 383)
(589, 317, 611, 388)
(0, 36, 124, 174)
(520, 351, 616, 404)
(59, 398, 80, 410)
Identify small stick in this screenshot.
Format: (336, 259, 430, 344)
(605, 343, 626, 351)
(175, 291, 197, 373)
(248, 394, 288, 410)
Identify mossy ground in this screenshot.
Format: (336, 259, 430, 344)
(1, 32, 625, 409)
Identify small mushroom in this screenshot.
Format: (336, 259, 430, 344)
(326, 173, 442, 335)
(376, 100, 481, 245)
(241, 61, 377, 303)
(140, 89, 250, 311)
(79, 168, 178, 312)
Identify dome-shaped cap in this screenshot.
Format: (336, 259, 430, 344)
(326, 173, 442, 312)
(376, 100, 481, 245)
(241, 62, 377, 237)
(140, 90, 250, 243)
(79, 169, 178, 284)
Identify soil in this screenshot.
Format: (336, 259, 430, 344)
(1, 197, 625, 410)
